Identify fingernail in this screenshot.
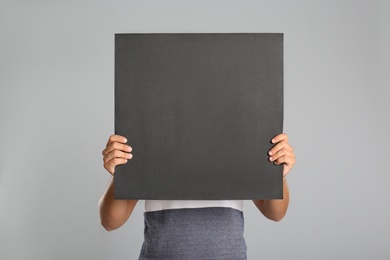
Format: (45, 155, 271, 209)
(123, 138, 127, 143)
(272, 139, 276, 143)
(269, 157, 273, 161)
(268, 151, 272, 155)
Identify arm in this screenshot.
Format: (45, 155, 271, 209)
(99, 177, 138, 231)
(253, 133, 295, 222)
(99, 134, 137, 231)
(252, 177, 289, 222)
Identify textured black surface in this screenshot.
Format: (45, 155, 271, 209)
(114, 33, 283, 199)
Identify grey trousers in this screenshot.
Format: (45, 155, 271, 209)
(138, 207, 247, 260)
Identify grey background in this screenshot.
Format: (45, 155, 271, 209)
(0, 0, 389, 259)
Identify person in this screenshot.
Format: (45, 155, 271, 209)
(99, 133, 296, 259)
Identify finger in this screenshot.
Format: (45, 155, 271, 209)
(271, 133, 288, 144)
(102, 142, 132, 156)
(273, 155, 296, 167)
(269, 148, 294, 162)
(103, 149, 133, 164)
(106, 134, 128, 147)
(268, 140, 293, 156)
(104, 157, 128, 175)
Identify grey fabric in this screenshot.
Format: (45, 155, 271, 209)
(138, 207, 247, 260)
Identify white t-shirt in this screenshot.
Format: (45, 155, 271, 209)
(144, 199, 244, 212)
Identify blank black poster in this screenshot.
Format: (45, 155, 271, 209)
(114, 33, 283, 200)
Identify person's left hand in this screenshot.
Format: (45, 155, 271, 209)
(268, 133, 296, 177)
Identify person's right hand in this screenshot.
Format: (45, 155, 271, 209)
(102, 134, 133, 175)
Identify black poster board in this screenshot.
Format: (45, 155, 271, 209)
(114, 33, 283, 200)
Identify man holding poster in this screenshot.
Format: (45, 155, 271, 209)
(99, 33, 296, 259)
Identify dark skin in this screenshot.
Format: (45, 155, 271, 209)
(99, 133, 296, 230)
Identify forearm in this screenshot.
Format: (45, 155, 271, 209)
(253, 177, 290, 222)
(99, 177, 138, 231)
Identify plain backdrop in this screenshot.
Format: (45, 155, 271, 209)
(0, 1, 389, 259)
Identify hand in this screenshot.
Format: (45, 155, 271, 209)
(102, 134, 133, 175)
(268, 133, 296, 177)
